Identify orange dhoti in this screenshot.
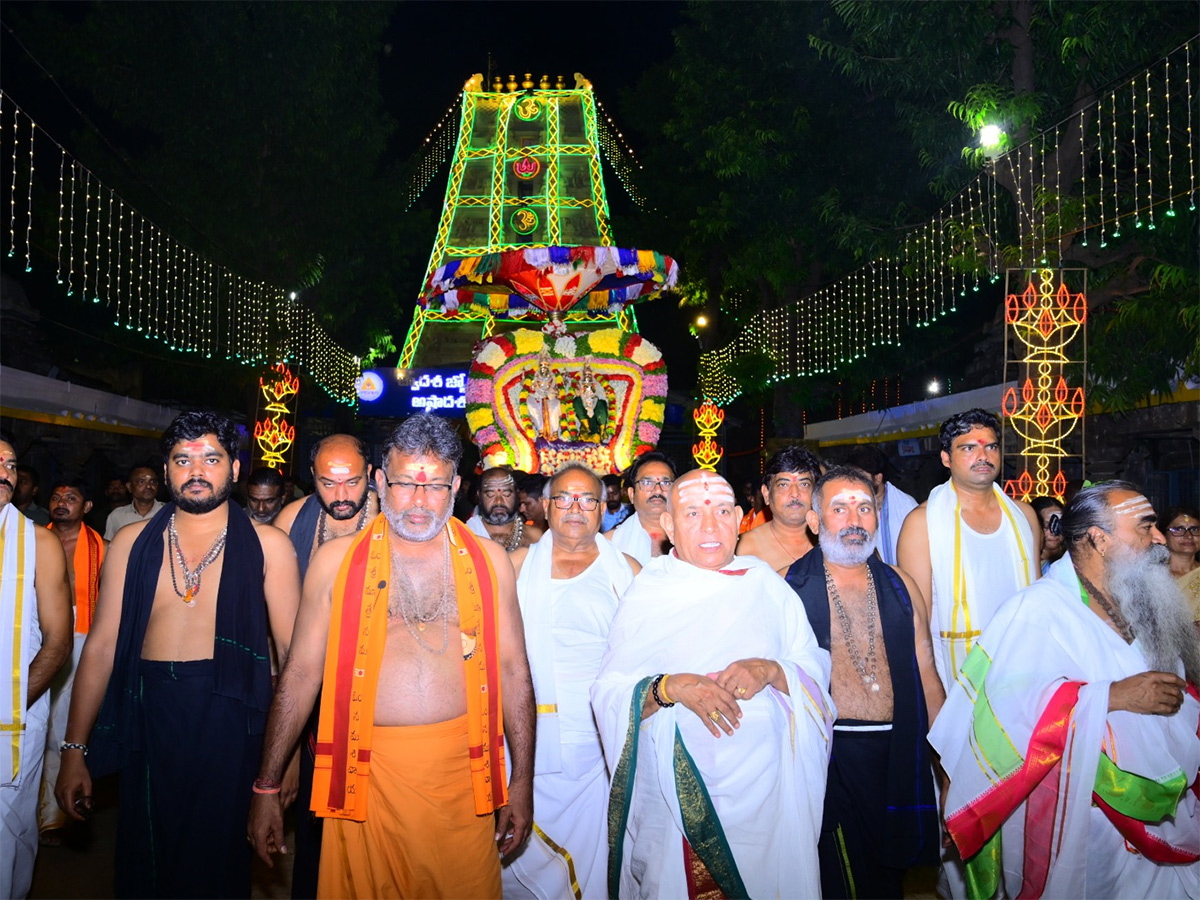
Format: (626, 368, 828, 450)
(317, 714, 501, 899)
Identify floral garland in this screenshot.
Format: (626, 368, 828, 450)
(466, 328, 668, 472)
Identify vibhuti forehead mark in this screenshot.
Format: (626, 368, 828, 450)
(1113, 495, 1153, 517)
(829, 489, 873, 507)
(677, 472, 736, 506)
(328, 465, 351, 476)
(399, 461, 439, 483)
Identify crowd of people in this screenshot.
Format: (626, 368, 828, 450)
(0, 406, 1197, 900)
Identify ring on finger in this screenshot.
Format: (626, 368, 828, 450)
(737, 686, 746, 696)
(708, 710, 721, 722)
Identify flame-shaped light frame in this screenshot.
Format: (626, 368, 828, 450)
(692, 399, 726, 471)
(255, 362, 300, 471)
(1001, 268, 1087, 503)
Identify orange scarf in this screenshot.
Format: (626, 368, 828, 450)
(312, 514, 508, 821)
(47, 522, 105, 633)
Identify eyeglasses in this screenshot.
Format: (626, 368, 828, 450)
(550, 494, 600, 511)
(635, 477, 674, 491)
(384, 477, 453, 498)
(1168, 524, 1200, 537)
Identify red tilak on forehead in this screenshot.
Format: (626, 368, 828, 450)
(415, 467, 428, 483)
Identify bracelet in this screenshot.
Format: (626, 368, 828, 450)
(651, 673, 675, 708)
(59, 741, 88, 756)
(659, 674, 675, 705)
(251, 778, 282, 795)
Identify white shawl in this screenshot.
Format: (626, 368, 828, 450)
(607, 513, 652, 566)
(592, 552, 834, 899)
(463, 513, 489, 538)
(926, 480, 1037, 689)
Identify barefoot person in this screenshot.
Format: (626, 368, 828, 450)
(39, 478, 105, 843)
(503, 464, 638, 899)
(930, 482, 1200, 898)
(249, 414, 535, 898)
(786, 467, 943, 898)
(55, 411, 301, 898)
(0, 440, 71, 899)
(593, 469, 834, 899)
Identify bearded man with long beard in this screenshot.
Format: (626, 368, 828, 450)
(55, 410, 301, 898)
(249, 413, 535, 899)
(784, 466, 944, 898)
(930, 480, 1200, 899)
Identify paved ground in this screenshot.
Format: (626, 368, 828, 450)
(30, 776, 937, 899)
(30, 775, 295, 899)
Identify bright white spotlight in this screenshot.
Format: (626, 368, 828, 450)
(696, 315, 708, 327)
(927, 379, 941, 396)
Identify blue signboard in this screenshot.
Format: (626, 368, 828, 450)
(355, 366, 468, 418)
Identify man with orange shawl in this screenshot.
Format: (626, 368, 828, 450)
(38, 478, 105, 840)
(249, 414, 536, 898)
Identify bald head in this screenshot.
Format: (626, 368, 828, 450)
(663, 470, 741, 570)
(311, 434, 371, 519)
(479, 467, 518, 525)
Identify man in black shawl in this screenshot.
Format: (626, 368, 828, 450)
(55, 410, 301, 898)
(785, 465, 944, 899)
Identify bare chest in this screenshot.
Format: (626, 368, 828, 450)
(375, 559, 469, 726)
(142, 545, 224, 661)
(827, 584, 894, 721)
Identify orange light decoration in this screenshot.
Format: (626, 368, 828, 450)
(1001, 269, 1087, 503)
(692, 399, 726, 471)
(255, 362, 300, 470)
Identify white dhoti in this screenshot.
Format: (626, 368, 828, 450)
(592, 553, 834, 899)
(1, 506, 47, 900)
(504, 533, 633, 899)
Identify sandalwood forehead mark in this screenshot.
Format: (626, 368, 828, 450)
(328, 465, 351, 476)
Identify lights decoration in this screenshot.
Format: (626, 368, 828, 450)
(691, 400, 725, 471)
(465, 327, 667, 474)
(254, 363, 300, 471)
(0, 89, 360, 403)
(1001, 269, 1086, 502)
(699, 38, 1198, 404)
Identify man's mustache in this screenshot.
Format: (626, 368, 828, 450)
(184, 478, 213, 490)
(837, 526, 871, 542)
(0, 479, 12, 492)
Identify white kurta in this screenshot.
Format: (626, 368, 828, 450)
(1, 505, 48, 900)
(504, 534, 633, 900)
(925, 481, 1038, 692)
(607, 514, 652, 566)
(464, 514, 490, 538)
(592, 553, 834, 900)
(879, 483, 917, 566)
(929, 555, 1200, 899)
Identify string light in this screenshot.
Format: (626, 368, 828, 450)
(1145, 69, 1155, 228)
(66, 161, 76, 295)
(24, 119, 34, 271)
(56, 149, 65, 284)
(1097, 92, 1107, 247)
(9, 106, 17, 257)
(1131, 77, 1141, 228)
(1165, 54, 1175, 217)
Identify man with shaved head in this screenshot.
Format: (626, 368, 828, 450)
(592, 468, 834, 899)
(271, 433, 378, 899)
(502, 464, 638, 898)
(931, 481, 1200, 898)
